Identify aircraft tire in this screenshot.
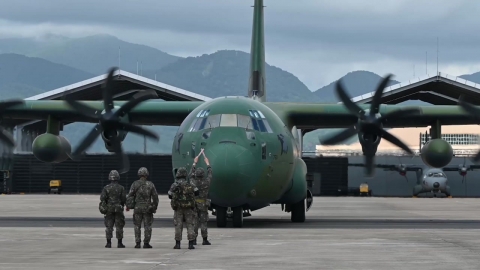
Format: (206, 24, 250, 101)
(232, 207, 243, 228)
(291, 199, 305, 222)
(216, 207, 227, 228)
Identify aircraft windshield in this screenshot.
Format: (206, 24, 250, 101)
(427, 172, 446, 178)
(188, 109, 273, 133)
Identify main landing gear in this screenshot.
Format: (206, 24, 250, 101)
(213, 206, 251, 228)
(288, 189, 313, 223)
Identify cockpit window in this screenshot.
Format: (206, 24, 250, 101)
(220, 114, 237, 127)
(188, 110, 273, 133)
(238, 115, 251, 129)
(427, 172, 445, 178)
(206, 114, 221, 129)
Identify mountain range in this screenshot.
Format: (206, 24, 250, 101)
(1, 34, 479, 153)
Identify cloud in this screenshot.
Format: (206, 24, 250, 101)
(0, 0, 479, 89)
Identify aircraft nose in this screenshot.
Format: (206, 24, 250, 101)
(206, 142, 256, 205)
(433, 182, 440, 188)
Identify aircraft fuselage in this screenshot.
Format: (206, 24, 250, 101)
(171, 97, 307, 212)
(413, 168, 450, 197)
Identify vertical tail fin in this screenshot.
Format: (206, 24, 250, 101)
(248, 0, 266, 102)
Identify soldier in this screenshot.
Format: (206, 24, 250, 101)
(190, 149, 212, 245)
(168, 167, 199, 249)
(126, 167, 159, 249)
(99, 170, 126, 248)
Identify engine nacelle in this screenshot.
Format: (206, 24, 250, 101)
(358, 131, 381, 155)
(420, 139, 453, 168)
(101, 129, 127, 152)
(32, 133, 71, 163)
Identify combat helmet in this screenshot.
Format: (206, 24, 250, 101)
(138, 167, 149, 177)
(194, 167, 205, 179)
(109, 170, 120, 181)
(175, 167, 188, 179)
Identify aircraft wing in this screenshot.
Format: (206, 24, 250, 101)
(265, 103, 479, 129)
(349, 163, 423, 171)
(443, 165, 480, 171)
(2, 100, 203, 126)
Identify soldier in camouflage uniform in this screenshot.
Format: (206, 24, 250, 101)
(126, 167, 159, 249)
(99, 170, 126, 248)
(190, 149, 212, 245)
(168, 167, 199, 250)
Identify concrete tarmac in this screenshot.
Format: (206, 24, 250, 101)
(1, 195, 480, 269)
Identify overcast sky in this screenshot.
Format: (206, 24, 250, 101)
(1, 0, 480, 90)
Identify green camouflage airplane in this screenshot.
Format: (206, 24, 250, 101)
(0, 0, 480, 228)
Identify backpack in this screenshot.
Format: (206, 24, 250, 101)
(172, 182, 196, 209)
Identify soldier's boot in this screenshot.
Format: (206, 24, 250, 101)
(202, 237, 211, 245)
(134, 242, 141, 249)
(174, 241, 181, 249)
(193, 238, 197, 245)
(188, 240, 195, 249)
(105, 239, 111, 248)
(117, 239, 125, 248)
(143, 242, 152, 248)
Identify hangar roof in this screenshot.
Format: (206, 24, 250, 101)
(346, 72, 480, 105)
(25, 69, 211, 102)
(12, 69, 211, 137)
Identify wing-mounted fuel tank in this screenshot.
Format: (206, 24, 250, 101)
(32, 133, 71, 163)
(420, 138, 453, 168)
(274, 158, 310, 207)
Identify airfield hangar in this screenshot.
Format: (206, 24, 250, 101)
(3, 70, 480, 197)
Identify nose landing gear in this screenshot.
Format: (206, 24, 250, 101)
(213, 206, 250, 228)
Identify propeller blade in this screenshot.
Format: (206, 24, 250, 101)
(458, 95, 480, 119)
(112, 138, 129, 174)
(113, 90, 158, 118)
(335, 80, 366, 119)
(364, 154, 375, 177)
(380, 129, 413, 154)
(0, 100, 24, 111)
(370, 74, 393, 115)
(378, 108, 421, 123)
(320, 126, 358, 145)
(107, 121, 159, 141)
(0, 128, 15, 147)
(71, 124, 103, 158)
(103, 67, 118, 113)
(65, 99, 99, 120)
(472, 150, 480, 163)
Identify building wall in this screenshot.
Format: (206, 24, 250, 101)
(11, 153, 480, 197)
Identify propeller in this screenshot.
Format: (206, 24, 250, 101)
(459, 157, 468, 183)
(458, 95, 480, 162)
(321, 74, 420, 176)
(0, 100, 25, 147)
(65, 67, 159, 173)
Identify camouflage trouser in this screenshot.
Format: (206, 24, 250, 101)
(194, 203, 209, 238)
(174, 208, 196, 241)
(104, 212, 125, 239)
(133, 212, 154, 243)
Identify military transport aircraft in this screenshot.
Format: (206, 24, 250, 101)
(349, 158, 480, 197)
(1, 0, 480, 228)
